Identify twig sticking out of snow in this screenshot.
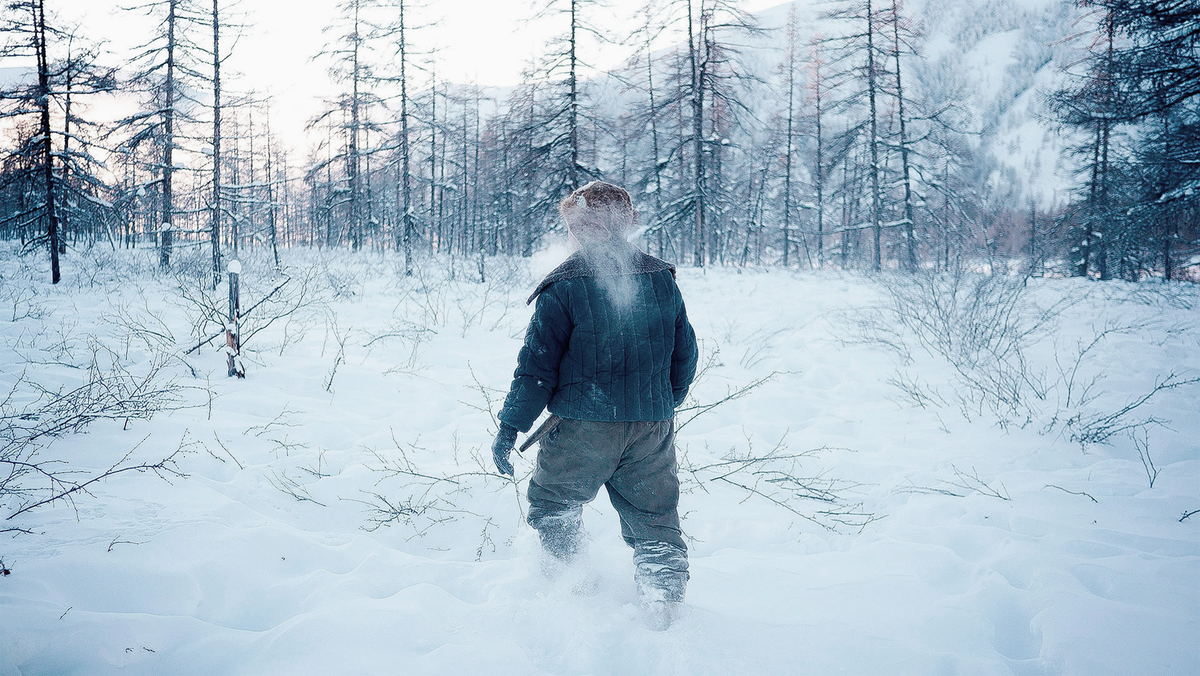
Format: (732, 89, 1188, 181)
(1044, 484, 1098, 503)
(847, 270, 1062, 427)
(893, 480, 964, 498)
(948, 465, 1010, 501)
(265, 469, 326, 507)
(1132, 429, 1159, 489)
(210, 432, 244, 470)
(2, 354, 194, 525)
(349, 441, 510, 538)
(107, 535, 147, 552)
(5, 434, 189, 521)
(1064, 373, 1200, 449)
(680, 435, 875, 532)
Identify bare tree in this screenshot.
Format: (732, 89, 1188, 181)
(825, 0, 888, 271)
(888, 0, 918, 271)
(780, 5, 800, 267)
(810, 37, 828, 269)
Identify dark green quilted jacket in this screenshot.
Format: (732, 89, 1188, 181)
(498, 242, 698, 433)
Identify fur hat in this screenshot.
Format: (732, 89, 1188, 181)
(559, 181, 636, 244)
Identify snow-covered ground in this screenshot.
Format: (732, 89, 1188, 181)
(2, 244, 1198, 675)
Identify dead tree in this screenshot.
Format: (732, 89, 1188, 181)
(211, 0, 224, 286)
(889, 0, 917, 271)
(781, 5, 800, 267)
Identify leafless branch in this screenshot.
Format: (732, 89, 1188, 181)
(948, 465, 1010, 501)
(1044, 484, 1098, 503)
(6, 435, 189, 520)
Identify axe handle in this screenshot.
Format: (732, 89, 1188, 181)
(518, 414, 563, 453)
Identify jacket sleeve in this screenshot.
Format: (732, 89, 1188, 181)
(670, 287, 698, 408)
(498, 286, 572, 433)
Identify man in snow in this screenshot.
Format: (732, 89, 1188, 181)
(491, 181, 698, 629)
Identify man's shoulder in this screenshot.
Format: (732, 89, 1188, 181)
(632, 251, 677, 277)
(526, 248, 677, 305)
(527, 252, 590, 305)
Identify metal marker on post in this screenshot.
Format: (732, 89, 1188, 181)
(226, 259, 245, 378)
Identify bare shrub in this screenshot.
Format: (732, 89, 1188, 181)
(1061, 372, 1200, 449)
(1, 285, 48, 322)
(854, 270, 1200, 464)
(851, 269, 1062, 426)
(895, 466, 1011, 501)
(351, 438, 508, 548)
(321, 310, 349, 392)
(1131, 429, 1159, 488)
(175, 263, 321, 361)
(1, 353, 189, 527)
(679, 433, 874, 532)
(671, 341, 785, 432)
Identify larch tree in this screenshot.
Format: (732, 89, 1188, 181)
(780, 4, 800, 268)
(512, 0, 607, 249)
(0, 1, 113, 281)
(117, 0, 206, 272)
(1098, 0, 1200, 279)
(1052, 3, 1133, 279)
(887, 0, 918, 270)
(809, 36, 828, 269)
(311, 0, 384, 251)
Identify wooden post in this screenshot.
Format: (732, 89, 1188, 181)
(226, 259, 244, 378)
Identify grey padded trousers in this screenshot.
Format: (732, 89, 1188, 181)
(526, 417, 689, 602)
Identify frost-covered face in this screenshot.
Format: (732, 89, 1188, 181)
(560, 181, 636, 248)
(565, 204, 631, 247)
(559, 181, 642, 309)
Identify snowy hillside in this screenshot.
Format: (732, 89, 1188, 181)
(755, 0, 1078, 206)
(2, 244, 1197, 674)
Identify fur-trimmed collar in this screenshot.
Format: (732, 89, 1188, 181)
(527, 243, 676, 305)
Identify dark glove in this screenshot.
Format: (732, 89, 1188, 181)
(492, 423, 519, 477)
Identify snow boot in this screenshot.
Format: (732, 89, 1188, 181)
(530, 507, 595, 594)
(638, 600, 683, 631)
(531, 508, 586, 565)
(633, 540, 688, 630)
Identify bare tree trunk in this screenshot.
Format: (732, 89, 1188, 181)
(782, 6, 798, 268)
(61, 35, 73, 253)
(522, 83, 536, 257)
(866, 0, 882, 272)
(568, 0, 580, 191)
(429, 68, 439, 252)
(348, 0, 363, 251)
(474, 91, 484, 280)
(1028, 200, 1037, 275)
(161, 0, 176, 270)
(890, 0, 916, 271)
(266, 109, 280, 269)
(812, 39, 825, 269)
(398, 0, 413, 275)
(35, 0, 60, 283)
(1159, 110, 1173, 281)
(211, 0, 223, 289)
(364, 119, 373, 250)
(226, 263, 244, 378)
(689, 0, 706, 268)
(33, 0, 60, 283)
(1096, 10, 1115, 281)
(1076, 123, 1101, 278)
(642, 15, 664, 257)
(438, 96, 447, 255)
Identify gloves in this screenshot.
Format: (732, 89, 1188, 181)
(492, 423, 519, 477)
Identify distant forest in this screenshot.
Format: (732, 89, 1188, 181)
(1, 0, 1197, 284)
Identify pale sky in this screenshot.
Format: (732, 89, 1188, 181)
(30, 0, 786, 152)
